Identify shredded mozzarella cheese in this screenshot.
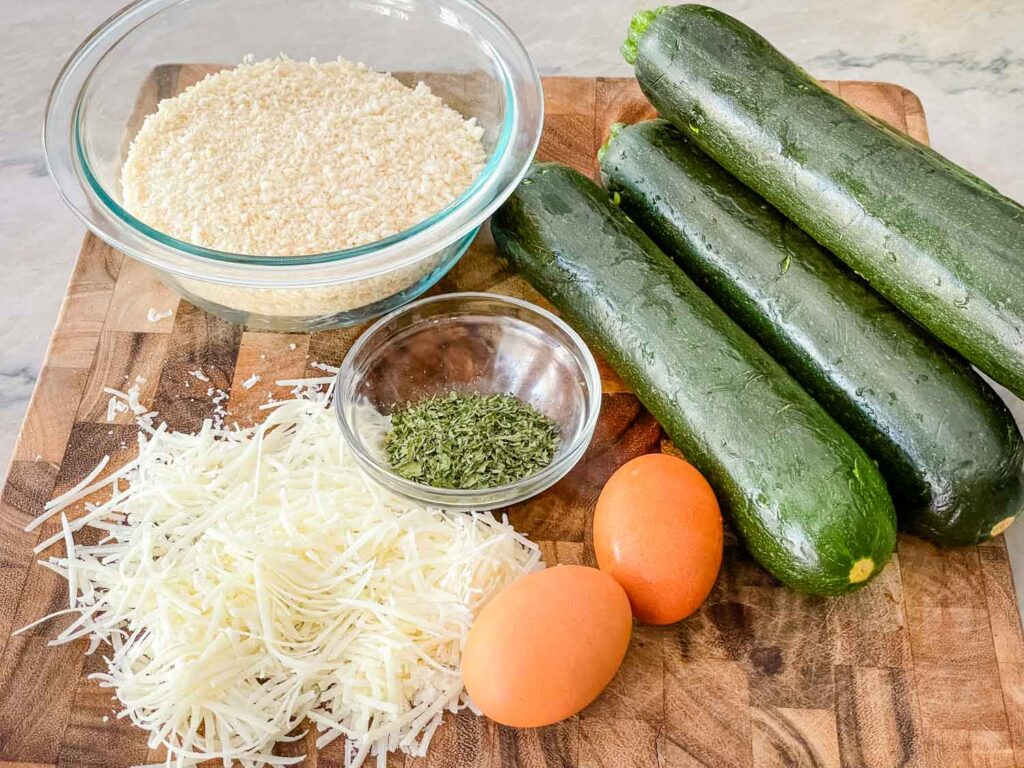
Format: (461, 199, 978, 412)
(147, 308, 174, 322)
(21, 394, 540, 768)
(103, 384, 156, 429)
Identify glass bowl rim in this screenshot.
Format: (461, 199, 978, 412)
(333, 291, 603, 505)
(44, 0, 543, 273)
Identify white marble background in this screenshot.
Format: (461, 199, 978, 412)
(2, 0, 1023, 570)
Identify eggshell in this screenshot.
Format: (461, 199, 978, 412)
(462, 565, 632, 727)
(594, 453, 723, 625)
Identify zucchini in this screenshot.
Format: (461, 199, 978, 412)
(601, 119, 1024, 546)
(492, 162, 897, 595)
(625, 5, 1024, 399)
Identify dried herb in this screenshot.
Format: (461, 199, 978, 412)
(384, 391, 560, 490)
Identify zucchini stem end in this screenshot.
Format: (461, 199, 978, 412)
(621, 6, 671, 65)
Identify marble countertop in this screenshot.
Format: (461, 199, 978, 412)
(3, 0, 1023, 581)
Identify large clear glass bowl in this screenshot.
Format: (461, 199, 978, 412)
(335, 293, 602, 510)
(44, 0, 543, 331)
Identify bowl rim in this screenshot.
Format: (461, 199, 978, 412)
(43, 0, 544, 280)
(333, 291, 603, 507)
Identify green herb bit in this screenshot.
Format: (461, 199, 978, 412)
(383, 392, 561, 490)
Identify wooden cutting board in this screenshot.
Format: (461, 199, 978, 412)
(1, 73, 1022, 768)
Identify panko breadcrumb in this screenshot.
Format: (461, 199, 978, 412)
(121, 56, 485, 256)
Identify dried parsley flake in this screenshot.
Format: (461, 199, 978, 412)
(383, 391, 560, 490)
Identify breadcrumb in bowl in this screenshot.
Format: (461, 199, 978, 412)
(118, 57, 483, 326)
(121, 58, 486, 258)
(44, 0, 543, 331)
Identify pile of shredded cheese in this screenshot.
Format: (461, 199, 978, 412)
(21, 391, 540, 767)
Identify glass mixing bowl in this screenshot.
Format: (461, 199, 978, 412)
(335, 293, 602, 510)
(44, 0, 543, 331)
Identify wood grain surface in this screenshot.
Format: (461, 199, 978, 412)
(1, 71, 1021, 768)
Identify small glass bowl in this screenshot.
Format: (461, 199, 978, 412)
(335, 292, 602, 510)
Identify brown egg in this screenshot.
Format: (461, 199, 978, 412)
(462, 565, 632, 727)
(594, 453, 723, 625)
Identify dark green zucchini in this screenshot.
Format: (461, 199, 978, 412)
(601, 119, 1024, 545)
(492, 162, 897, 595)
(625, 5, 1024, 399)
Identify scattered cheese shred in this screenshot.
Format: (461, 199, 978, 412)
(241, 373, 261, 390)
(106, 396, 129, 422)
(21, 395, 540, 768)
(103, 384, 156, 430)
(146, 308, 174, 322)
(310, 361, 340, 374)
